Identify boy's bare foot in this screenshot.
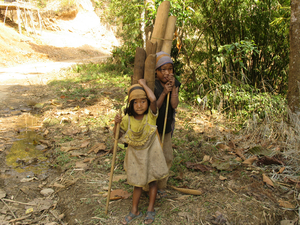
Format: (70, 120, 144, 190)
(121, 211, 142, 224)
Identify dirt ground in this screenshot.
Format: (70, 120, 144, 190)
(0, 2, 300, 225)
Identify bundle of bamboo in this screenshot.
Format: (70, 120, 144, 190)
(132, 1, 177, 92)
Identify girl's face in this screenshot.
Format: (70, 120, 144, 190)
(133, 98, 148, 116)
(156, 63, 174, 84)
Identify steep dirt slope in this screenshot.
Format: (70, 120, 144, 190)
(0, 22, 49, 67)
(0, 0, 118, 68)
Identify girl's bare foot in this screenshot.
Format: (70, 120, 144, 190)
(120, 211, 142, 224)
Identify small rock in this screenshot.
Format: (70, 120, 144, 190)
(34, 103, 44, 109)
(11, 110, 21, 115)
(20, 107, 32, 112)
(40, 188, 54, 197)
(36, 144, 47, 150)
(0, 189, 6, 198)
(280, 220, 298, 225)
(26, 100, 38, 106)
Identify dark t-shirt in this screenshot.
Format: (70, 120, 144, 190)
(154, 78, 181, 134)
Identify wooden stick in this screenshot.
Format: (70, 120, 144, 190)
(1, 198, 36, 206)
(105, 118, 121, 214)
(161, 93, 170, 148)
(9, 214, 31, 223)
(1, 198, 17, 219)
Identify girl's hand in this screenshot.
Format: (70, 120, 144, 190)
(115, 114, 122, 124)
(138, 79, 147, 86)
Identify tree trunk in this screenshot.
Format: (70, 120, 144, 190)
(287, 0, 300, 113)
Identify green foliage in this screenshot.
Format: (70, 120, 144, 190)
(54, 149, 71, 166)
(100, 0, 290, 123)
(36, 0, 76, 9)
(36, 0, 47, 8)
(112, 45, 136, 67)
(216, 40, 259, 83)
(184, 82, 287, 124)
(101, 0, 144, 65)
(187, 0, 290, 91)
(49, 62, 131, 100)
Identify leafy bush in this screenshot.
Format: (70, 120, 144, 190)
(182, 81, 287, 124)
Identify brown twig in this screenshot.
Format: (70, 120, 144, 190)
(1, 198, 17, 219)
(1, 198, 36, 206)
(8, 214, 31, 223)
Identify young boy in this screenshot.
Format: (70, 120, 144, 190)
(154, 51, 181, 191)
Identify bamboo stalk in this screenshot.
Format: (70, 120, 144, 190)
(146, 40, 157, 57)
(151, 1, 170, 52)
(161, 16, 177, 55)
(144, 54, 156, 92)
(105, 120, 120, 214)
(132, 47, 146, 85)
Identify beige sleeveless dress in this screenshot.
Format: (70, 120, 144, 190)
(122, 111, 169, 187)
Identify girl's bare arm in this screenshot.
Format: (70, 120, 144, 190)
(113, 114, 123, 138)
(138, 79, 157, 114)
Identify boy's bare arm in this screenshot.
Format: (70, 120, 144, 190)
(170, 86, 179, 109)
(156, 91, 167, 109)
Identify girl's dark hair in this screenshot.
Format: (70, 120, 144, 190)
(124, 99, 150, 116)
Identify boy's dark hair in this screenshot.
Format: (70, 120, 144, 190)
(155, 67, 176, 79)
(124, 99, 150, 116)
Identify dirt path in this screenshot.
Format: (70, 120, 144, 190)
(0, 9, 116, 224)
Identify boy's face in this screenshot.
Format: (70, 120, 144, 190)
(156, 63, 174, 84)
(133, 98, 148, 116)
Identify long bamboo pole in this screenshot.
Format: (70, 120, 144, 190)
(132, 47, 146, 85)
(161, 16, 177, 55)
(105, 120, 120, 214)
(160, 16, 176, 146)
(151, 1, 170, 52)
(161, 93, 170, 147)
(144, 54, 156, 92)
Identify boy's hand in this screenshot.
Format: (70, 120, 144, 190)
(163, 82, 173, 94)
(167, 74, 175, 87)
(115, 114, 122, 124)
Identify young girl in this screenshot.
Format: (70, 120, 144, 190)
(114, 79, 168, 225)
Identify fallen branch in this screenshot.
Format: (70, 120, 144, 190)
(1, 198, 36, 206)
(1, 198, 17, 219)
(8, 214, 31, 223)
(171, 186, 203, 195)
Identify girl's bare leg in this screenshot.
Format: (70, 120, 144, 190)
(144, 181, 157, 224)
(147, 181, 157, 211)
(132, 186, 142, 213)
(121, 186, 142, 224)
